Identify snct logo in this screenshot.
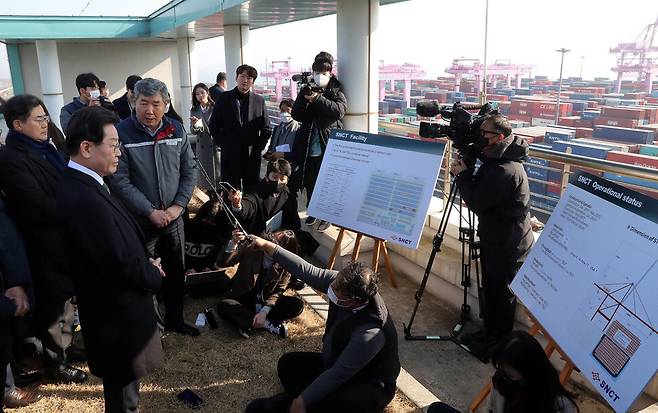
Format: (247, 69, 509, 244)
(591, 372, 620, 402)
(391, 235, 412, 245)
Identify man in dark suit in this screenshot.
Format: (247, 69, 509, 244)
(56, 107, 164, 413)
(1, 198, 42, 410)
(208, 71, 227, 103)
(209, 64, 272, 190)
(0, 95, 87, 384)
(112, 75, 142, 120)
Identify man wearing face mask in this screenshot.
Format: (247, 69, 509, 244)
(209, 64, 272, 191)
(290, 52, 347, 233)
(60, 73, 102, 132)
(449, 114, 533, 358)
(228, 159, 301, 236)
(246, 234, 400, 413)
(264, 99, 299, 162)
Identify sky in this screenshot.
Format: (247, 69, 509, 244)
(2, 0, 658, 84)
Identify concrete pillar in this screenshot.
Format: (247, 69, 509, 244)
(337, 0, 379, 133)
(224, 24, 251, 89)
(403, 79, 411, 109)
(275, 78, 283, 102)
(506, 74, 512, 88)
(290, 79, 298, 100)
(515, 74, 522, 89)
(389, 80, 395, 92)
(35, 40, 65, 130)
(379, 80, 386, 101)
(177, 36, 197, 120)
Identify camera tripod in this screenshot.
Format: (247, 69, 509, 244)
(403, 178, 484, 349)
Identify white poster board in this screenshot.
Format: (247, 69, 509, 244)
(511, 170, 658, 412)
(307, 130, 445, 249)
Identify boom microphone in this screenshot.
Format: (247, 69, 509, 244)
(416, 100, 442, 117)
(416, 100, 488, 118)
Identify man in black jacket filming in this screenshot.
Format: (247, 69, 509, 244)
(289, 52, 347, 233)
(450, 114, 534, 356)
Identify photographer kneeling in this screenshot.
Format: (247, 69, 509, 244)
(246, 235, 400, 413)
(450, 114, 533, 358)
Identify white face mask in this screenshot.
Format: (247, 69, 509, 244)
(89, 89, 101, 100)
(313, 73, 330, 88)
(280, 112, 292, 123)
(164, 103, 171, 113)
(327, 285, 350, 308)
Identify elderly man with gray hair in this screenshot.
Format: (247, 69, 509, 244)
(108, 78, 199, 336)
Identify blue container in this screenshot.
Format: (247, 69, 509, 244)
(551, 141, 611, 159)
(569, 101, 588, 112)
(603, 173, 658, 190)
(570, 93, 596, 100)
(526, 165, 549, 180)
(581, 110, 601, 120)
(529, 181, 547, 195)
(544, 131, 575, 144)
(592, 126, 654, 144)
(514, 88, 533, 96)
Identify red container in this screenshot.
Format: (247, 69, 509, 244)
(547, 181, 562, 196)
(606, 151, 658, 169)
(573, 119, 594, 128)
(593, 117, 640, 128)
(600, 107, 645, 120)
(575, 127, 594, 138)
(509, 114, 532, 123)
(559, 116, 579, 127)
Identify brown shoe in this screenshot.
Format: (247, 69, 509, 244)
(3, 388, 43, 408)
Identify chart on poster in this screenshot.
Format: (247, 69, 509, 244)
(308, 130, 445, 249)
(511, 171, 658, 413)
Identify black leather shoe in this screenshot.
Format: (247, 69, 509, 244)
(47, 363, 88, 384)
(165, 321, 200, 337)
(3, 388, 43, 408)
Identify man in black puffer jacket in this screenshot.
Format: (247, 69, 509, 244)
(450, 114, 534, 357)
(246, 234, 400, 413)
(289, 52, 347, 233)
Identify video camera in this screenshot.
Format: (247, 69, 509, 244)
(416, 101, 499, 160)
(292, 72, 324, 97)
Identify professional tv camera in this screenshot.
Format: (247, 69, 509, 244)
(291, 72, 325, 97)
(416, 100, 499, 161)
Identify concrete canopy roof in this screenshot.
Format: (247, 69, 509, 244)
(0, 0, 409, 42)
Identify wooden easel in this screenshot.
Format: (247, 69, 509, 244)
(326, 226, 398, 288)
(469, 311, 578, 412)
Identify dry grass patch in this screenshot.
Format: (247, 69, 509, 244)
(8, 294, 420, 412)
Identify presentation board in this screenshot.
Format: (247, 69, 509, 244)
(307, 130, 445, 249)
(511, 170, 658, 412)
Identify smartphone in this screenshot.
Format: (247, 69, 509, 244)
(177, 388, 203, 409)
(204, 308, 218, 329)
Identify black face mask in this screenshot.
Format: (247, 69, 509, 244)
(267, 179, 286, 193)
(492, 369, 523, 399)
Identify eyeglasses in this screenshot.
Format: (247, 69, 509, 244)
(102, 142, 121, 152)
(30, 115, 50, 125)
(481, 129, 500, 136)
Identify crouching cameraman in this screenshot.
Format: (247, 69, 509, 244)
(246, 234, 400, 413)
(450, 114, 533, 358)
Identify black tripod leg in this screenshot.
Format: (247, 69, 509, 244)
(404, 181, 458, 341)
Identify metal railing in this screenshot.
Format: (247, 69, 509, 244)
(379, 121, 658, 221)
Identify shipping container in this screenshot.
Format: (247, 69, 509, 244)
(592, 126, 654, 144)
(606, 151, 658, 169)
